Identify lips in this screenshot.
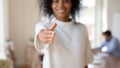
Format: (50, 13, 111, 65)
(57, 9, 66, 13)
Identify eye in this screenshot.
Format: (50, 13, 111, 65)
(63, 0, 70, 3)
(53, 0, 59, 3)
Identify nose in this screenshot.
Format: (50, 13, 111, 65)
(58, 1, 64, 8)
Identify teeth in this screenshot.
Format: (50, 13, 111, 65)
(58, 10, 65, 12)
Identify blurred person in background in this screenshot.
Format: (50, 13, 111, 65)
(93, 30, 120, 68)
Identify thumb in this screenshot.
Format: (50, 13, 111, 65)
(49, 23, 57, 31)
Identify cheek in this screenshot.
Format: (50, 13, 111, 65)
(66, 4, 72, 12)
(51, 4, 55, 12)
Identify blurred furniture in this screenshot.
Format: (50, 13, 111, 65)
(90, 48, 120, 68)
(88, 53, 113, 68)
(5, 39, 16, 68)
(24, 43, 43, 68)
(0, 59, 13, 68)
(32, 55, 43, 68)
(88, 63, 102, 68)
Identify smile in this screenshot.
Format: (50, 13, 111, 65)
(57, 9, 66, 13)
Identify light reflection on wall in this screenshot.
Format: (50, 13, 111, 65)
(0, 0, 6, 60)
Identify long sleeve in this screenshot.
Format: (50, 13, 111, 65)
(34, 23, 49, 54)
(85, 38, 94, 65)
(84, 26, 93, 65)
(106, 39, 117, 54)
(105, 38, 120, 58)
(96, 41, 106, 50)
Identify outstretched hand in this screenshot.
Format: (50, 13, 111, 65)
(38, 23, 57, 44)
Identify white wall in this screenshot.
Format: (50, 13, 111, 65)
(3, 0, 10, 40)
(0, 0, 9, 43)
(9, 0, 40, 65)
(0, 0, 9, 59)
(107, 0, 120, 30)
(106, 0, 120, 41)
(0, 0, 4, 43)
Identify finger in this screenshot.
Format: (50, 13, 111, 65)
(43, 32, 54, 39)
(43, 33, 51, 39)
(46, 35, 55, 43)
(48, 31, 55, 36)
(48, 37, 53, 42)
(42, 30, 50, 38)
(49, 23, 57, 31)
(43, 35, 51, 43)
(47, 38, 53, 44)
(48, 41, 53, 45)
(43, 29, 55, 44)
(43, 30, 53, 35)
(44, 31, 55, 37)
(43, 37, 52, 44)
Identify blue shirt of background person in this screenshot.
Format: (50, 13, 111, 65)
(97, 30, 120, 58)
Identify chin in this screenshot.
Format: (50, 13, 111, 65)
(57, 14, 66, 16)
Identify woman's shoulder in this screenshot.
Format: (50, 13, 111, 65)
(36, 21, 46, 26)
(36, 21, 50, 26)
(74, 22, 87, 29)
(36, 21, 53, 29)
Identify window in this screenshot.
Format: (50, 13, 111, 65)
(0, 0, 6, 59)
(78, 0, 107, 48)
(0, 0, 4, 43)
(78, 0, 96, 48)
(81, 0, 95, 40)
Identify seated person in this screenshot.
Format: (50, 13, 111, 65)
(96, 30, 120, 58)
(92, 30, 120, 68)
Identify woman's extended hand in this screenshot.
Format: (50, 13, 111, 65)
(38, 23, 57, 44)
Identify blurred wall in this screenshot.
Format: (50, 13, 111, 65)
(9, 0, 40, 65)
(107, 0, 120, 29)
(0, 0, 9, 43)
(3, 0, 10, 40)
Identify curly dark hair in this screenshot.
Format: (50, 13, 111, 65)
(38, 0, 82, 20)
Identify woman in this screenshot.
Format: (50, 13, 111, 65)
(34, 0, 93, 68)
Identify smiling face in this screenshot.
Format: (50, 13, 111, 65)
(52, 0, 72, 22)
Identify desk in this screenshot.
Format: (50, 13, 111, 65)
(89, 53, 120, 68)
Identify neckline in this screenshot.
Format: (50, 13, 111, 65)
(51, 18, 73, 26)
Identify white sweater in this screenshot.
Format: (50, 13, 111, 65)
(34, 18, 93, 68)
